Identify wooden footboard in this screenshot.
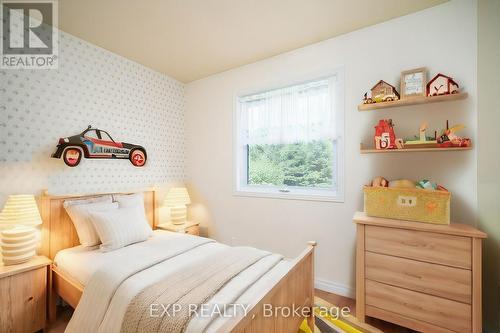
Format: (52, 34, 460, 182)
(220, 241, 316, 333)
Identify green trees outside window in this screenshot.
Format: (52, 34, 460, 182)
(248, 139, 334, 188)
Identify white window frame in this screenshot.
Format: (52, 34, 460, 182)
(233, 68, 345, 202)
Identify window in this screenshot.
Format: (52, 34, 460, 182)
(100, 131, 115, 142)
(235, 72, 344, 201)
(84, 129, 99, 139)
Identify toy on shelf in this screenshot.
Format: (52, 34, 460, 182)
(374, 119, 397, 149)
(395, 138, 404, 149)
(437, 120, 471, 148)
(404, 122, 438, 148)
(363, 80, 400, 104)
(426, 73, 460, 96)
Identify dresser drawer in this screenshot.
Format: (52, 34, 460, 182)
(0, 267, 47, 333)
(365, 252, 471, 303)
(366, 280, 471, 333)
(185, 225, 199, 235)
(365, 225, 471, 268)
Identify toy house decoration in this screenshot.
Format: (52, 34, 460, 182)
(363, 80, 400, 104)
(374, 119, 397, 149)
(426, 73, 460, 96)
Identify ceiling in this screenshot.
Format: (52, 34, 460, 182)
(59, 0, 447, 83)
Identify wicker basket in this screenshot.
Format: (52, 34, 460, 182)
(363, 186, 451, 225)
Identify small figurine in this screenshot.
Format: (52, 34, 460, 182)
(395, 138, 405, 149)
(374, 119, 397, 149)
(419, 122, 428, 141)
(363, 80, 400, 104)
(426, 73, 460, 96)
(404, 122, 438, 148)
(437, 120, 471, 147)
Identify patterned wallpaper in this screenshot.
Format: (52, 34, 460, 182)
(0, 31, 186, 205)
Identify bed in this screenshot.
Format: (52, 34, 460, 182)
(40, 189, 316, 333)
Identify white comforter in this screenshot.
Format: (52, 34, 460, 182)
(65, 232, 287, 333)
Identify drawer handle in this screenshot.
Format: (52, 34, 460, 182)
(404, 272, 422, 280)
(403, 241, 422, 248)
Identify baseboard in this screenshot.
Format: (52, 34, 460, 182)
(315, 278, 355, 299)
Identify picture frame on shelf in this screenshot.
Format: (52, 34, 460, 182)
(400, 67, 427, 99)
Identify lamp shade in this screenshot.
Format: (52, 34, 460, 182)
(0, 195, 42, 230)
(163, 187, 191, 207)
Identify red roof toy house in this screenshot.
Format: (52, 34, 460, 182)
(426, 73, 459, 96)
(374, 119, 397, 149)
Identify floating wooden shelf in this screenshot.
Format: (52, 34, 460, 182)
(360, 143, 472, 154)
(357, 92, 468, 111)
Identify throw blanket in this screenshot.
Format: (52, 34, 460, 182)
(121, 247, 270, 333)
(65, 232, 285, 333)
(66, 234, 214, 333)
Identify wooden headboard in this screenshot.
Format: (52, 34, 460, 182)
(39, 189, 157, 260)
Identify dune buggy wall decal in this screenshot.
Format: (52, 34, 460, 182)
(51, 126, 147, 167)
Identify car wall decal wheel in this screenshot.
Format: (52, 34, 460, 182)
(63, 148, 82, 167)
(130, 149, 146, 167)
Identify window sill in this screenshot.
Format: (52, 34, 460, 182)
(233, 188, 344, 203)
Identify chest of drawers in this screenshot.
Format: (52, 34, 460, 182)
(354, 212, 486, 332)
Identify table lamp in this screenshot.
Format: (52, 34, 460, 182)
(163, 187, 191, 225)
(0, 195, 42, 265)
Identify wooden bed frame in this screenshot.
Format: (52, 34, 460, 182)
(39, 189, 316, 332)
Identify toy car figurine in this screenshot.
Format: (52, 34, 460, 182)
(364, 92, 400, 104)
(51, 126, 147, 167)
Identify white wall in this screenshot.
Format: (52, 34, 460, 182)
(477, 0, 500, 331)
(0, 30, 186, 206)
(186, 0, 477, 295)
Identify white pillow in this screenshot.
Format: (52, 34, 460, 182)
(64, 195, 112, 208)
(113, 192, 150, 224)
(65, 201, 118, 247)
(114, 193, 145, 210)
(89, 205, 153, 252)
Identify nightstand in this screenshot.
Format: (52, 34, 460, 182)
(156, 221, 200, 236)
(0, 255, 51, 333)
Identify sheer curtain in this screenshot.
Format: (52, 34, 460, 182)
(240, 77, 337, 146)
